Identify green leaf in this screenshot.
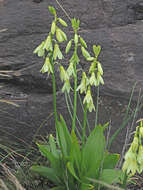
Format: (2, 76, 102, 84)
(58, 18, 68, 27)
(37, 143, 63, 178)
(67, 162, 80, 181)
(49, 134, 59, 158)
(79, 36, 87, 48)
(56, 116, 72, 156)
(51, 21, 56, 35)
(70, 130, 81, 172)
(65, 40, 72, 54)
(82, 125, 105, 178)
(60, 115, 72, 151)
(48, 6, 56, 15)
(79, 183, 93, 190)
(81, 46, 91, 59)
(103, 153, 120, 169)
(37, 144, 58, 167)
(31, 166, 60, 184)
(99, 169, 123, 184)
(93, 45, 101, 58)
(57, 121, 68, 157)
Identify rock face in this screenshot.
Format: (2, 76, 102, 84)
(0, 0, 143, 153)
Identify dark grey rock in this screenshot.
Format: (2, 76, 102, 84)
(33, 0, 43, 3)
(0, 0, 143, 153)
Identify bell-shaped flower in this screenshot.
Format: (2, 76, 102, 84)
(139, 127, 143, 139)
(59, 66, 69, 82)
(97, 62, 103, 75)
(70, 51, 80, 65)
(56, 28, 67, 43)
(137, 145, 143, 173)
(97, 72, 104, 86)
(40, 57, 53, 75)
(77, 72, 89, 94)
(53, 43, 63, 60)
(62, 80, 71, 93)
(90, 72, 97, 87)
(122, 148, 138, 176)
(83, 87, 95, 112)
(33, 41, 45, 57)
(43, 35, 53, 51)
(131, 136, 139, 153)
(67, 62, 75, 78)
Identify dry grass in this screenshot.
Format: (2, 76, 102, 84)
(0, 163, 25, 190)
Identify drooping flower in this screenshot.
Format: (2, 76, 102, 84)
(137, 145, 143, 173)
(83, 87, 95, 112)
(77, 72, 89, 94)
(122, 148, 138, 176)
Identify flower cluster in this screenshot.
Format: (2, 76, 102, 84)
(76, 45, 104, 112)
(122, 119, 143, 176)
(33, 9, 104, 113)
(33, 6, 67, 75)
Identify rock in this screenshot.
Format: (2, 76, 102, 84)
(0, 0, 143, 153)
(33, 0, 43, 3)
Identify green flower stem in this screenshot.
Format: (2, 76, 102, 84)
(95, 85, 99, 128)
(51, 54, 65, 160)
(72, 57, 77, 131)
(50, 55, 58, 126)
(82, 103, 88, 146)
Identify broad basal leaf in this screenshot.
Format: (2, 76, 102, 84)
(82, 125, 105, 178)
(56, 115, 72, 156)
(31, 166, 60, 184)
(37, 144, 59, 168)
(103, 153, 120, 169)
(70, 130, 81, 173)
(99, 169, 123, 185)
